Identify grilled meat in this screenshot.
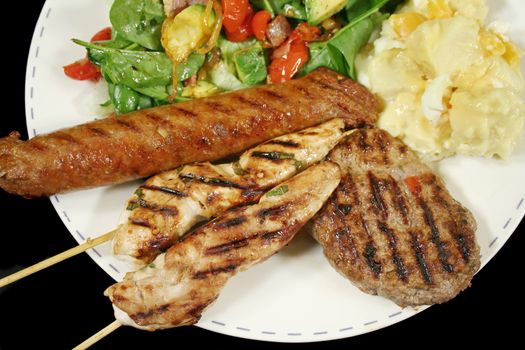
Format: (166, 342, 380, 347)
(309, 129, 480, 307)
(0, 68, 377, 198)
(105, 162, 341, 330)
(114, 119, 346, 265)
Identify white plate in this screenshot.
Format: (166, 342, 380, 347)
(25, 0, 525, 343)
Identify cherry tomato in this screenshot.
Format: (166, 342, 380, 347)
(251, 10, 272, 41)
(90, 27, 112, 42)
(222, 0, 253, 33)
(63, 58, 101, 81)
(225, 7, 254, 42)
(290, 22, 321, 42)
(268, 39, 309, 83)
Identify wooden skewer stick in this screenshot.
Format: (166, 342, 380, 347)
(0, 230, 116, 288)
(73, 320, 122, 350)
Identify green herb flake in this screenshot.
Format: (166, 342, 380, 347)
(233, 161, 246, 176)
(148, 263, 156, 268)
(266, 185, 289, 197)
(135, 188, 144, 198)
(126, 202, 139, 211)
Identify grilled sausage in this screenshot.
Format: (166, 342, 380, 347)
(0, 68, 377, 198)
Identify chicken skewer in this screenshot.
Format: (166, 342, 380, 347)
(75, 161, 341, 348)
(0, 119, 347, 288)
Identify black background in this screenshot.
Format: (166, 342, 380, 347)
(0, 1, 522, 349)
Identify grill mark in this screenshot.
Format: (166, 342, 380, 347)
(357, 129, 371, 151)
(173, 106, 198, 118)
(260, 229, 285, 240)
(417, 198, 453, 273)
(368, 172, 387, 218)
(337, 204, 352, 215)
(428, 178, 472, 262)
(206, 237, 250, 255)
(116, 119, 141, 132)
(377, 222, 408, 281)
(295, 86, 315, 99)
(331, 195, 359, 262)
(179, 173, 247, 190)
(51, 132, 79, 144)
(375, 131, 390, 165)
(411, 233, 433, 284)
(235, 95, 283, 117)
(204, 101, 234, 114)
(389, 177, 409, 225)
(264, 140, 300, 148)
(131, 218, 152, 228)
(144, 112, 166, 124)
(193, 264, 237, 279)
(309, 77, 344, 94)
(140, 185, 188, 198)
(88, 127, 109, 137)
(215, 216, 247, 230)
(135, 198, 179, 217)
(363, 242, 382, 276)
(260, 89, 285, 100)
(258, 204, 289, 220)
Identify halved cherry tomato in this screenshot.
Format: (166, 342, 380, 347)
(90, 27, 112, 42)
(290, 22, 321, 42)
(251, 10, 272, 41)
(404, 176, 422, 194)
(268, 39, 309, 84)
(63, 58, 101, 80)
(222, 0, 253, 33)
(225, 6, 254, 42)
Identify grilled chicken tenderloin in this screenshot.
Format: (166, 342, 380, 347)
(114, 119, 347, 265)
(105, 162, 341, 330)
(0, 68, 377, 198)
(309, 129, 480, 307)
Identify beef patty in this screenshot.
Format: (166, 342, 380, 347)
(309, 128, 480, 306)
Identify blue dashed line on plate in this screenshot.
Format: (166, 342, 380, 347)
(364, 320, 378, 326)
(53, 195, 59, 203)
(62, 211, 71, 222)
(39, 26, 45, 38)
(517, 198, 524, 210)
(489, 237, 498, 248)
(314, 331, 328, 335)
(33, 129, 37, 137)
(35, 46, 40, 58)
(75, 230, 85, 240)
(92, 248, 102, 257)
(287, 333, 301, 336)
(211, 321, 225, 326)
(30, 107, 35, 120)
(261, 331, 276, 335)
(108, 264, 120, 273)
(236, 327, 250, 332)
(32, 66, 36, 78)
(45, 7, 51, 18)
(389, 311, 402, 318)
(503, 218, 512, 229)
(339, 327, 353, 332)
(30, 87, 34, 99)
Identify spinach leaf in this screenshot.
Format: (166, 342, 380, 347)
(177, 52, 206, 82)
(108, 83, 141, 114)
(301, 0, 400, 79)
(110, 0, 165, 50)
(75, 39, 172, 90)
(330, 17, 375, 79)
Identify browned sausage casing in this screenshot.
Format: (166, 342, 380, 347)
(0, 68, 378, 198)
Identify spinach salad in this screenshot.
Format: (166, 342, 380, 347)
(64, 0, 403, 114)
